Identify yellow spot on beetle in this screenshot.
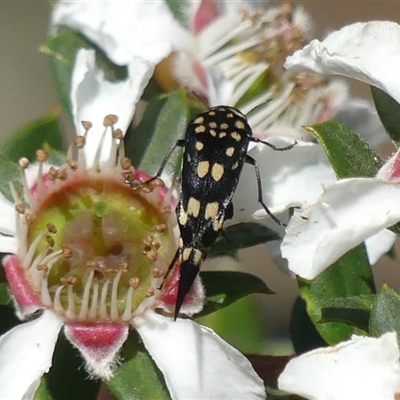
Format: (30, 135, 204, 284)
(197, 161, 210, 178)
(211, 163, 224, 181)
(219, 132, 227, 138)
(226, 147, 235, 157)
(194, 116, 204, 124)
(220, 123, 229, 130)
(195, 141, 204, 151)
(187, 197, 201, 217)
(205, 202, 219, 220)
(182, 247, 192, 261)
(210, 130, 217, 137)
(179, 209, 188, 226)
(208, 111, 216, 116)
(193, 249, 203, 265)
(195, 125, 206, 134)
(227, 113, 234, 118)
(235, 120, 246, 130)
(230, 132, 241, 142)
(209, 121, 217, 129)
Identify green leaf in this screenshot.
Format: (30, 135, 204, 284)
(0, 154, 19, 202)
(290, 297, 327, 354)
(165, 0, 189, 27)
(320, 295, 375, 332)
(0, 282, 11, 305)
(209, 222, 280, 258)
(197, 271, 274, 317)
(0, 304, 20, 336)
(298, 244, 375, 345)
(371, 85, 400, 147)
(35, 333, 100, 400)
(197, 296, 268, 354)
(107, 331, 170, 400)
(370, 284, 400, 338)
(125, 90, 188, 176)
(1, 109, 64, 163)
(42, 27, 127, 115)
(305, 121, 383, 178)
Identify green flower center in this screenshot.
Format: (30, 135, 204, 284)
(27, 176, 173, 322)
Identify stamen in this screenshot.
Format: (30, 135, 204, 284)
(18, 158, 35, 208)
(24, 231, 48, 269)
(121, 285, 134, 321)
(88, 281, 99, 320)
(66, 279, 77, 320)
(53, 285, 66, 314)
(78, 270, 95, 320)
(36, 149, 49, 201)
(99, 279, 110, 320)
(110, 269, 122, 321)
(40, 269, 52, 307)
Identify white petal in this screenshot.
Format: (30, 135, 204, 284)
(365, 229, 397, 265)
(70, 49, 154, 166)
(0, 235, 17, 254)
(232, 139, 336, 222)
(335, 97, 388, 148)
(52, 1, 189, 65)
(0, 191, 16, 237)
(284, 21, 400, 104)
(278, 332, 400, 400)
(134, 311, 265, 400)
(0, 310, 63, 400)
(281, 178, 400, 280)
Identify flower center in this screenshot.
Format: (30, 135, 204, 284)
(26, 176, 173, 322)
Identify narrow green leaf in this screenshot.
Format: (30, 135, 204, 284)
(290, 297, 327, 354)
(1, 109, 63, 163)
(320, 294, 375, 332)
(197, 296, 268, 354)
(165, 0, 189, 27)
(42, 27, 127, 115)
(0, 305, 20, 336)
(306, 121, 383, 178)
(36, 334, 100, 400)
(371, 85, 400, 147)
(0, 282, 11, 305)
(298, 244, 375, 345)
(107, 331, 170, 400)
(370, 284, 400, 338)
(125, 90, 188, 176)
(197, 271, 274, 317)
(209, 222, 280, 258)
(0, 154, 19, 202)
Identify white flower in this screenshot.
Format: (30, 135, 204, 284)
(281, 21, 400, 279)
(51, 0, 189, 65)
(284, 21, 400, 104)
(0, 50, 265, 400)
(278, 332, 400, 400)
(52, 1, 387, 231)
